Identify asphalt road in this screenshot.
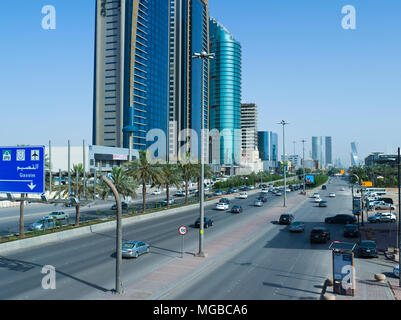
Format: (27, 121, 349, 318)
(164, 176, 358, 300)
(0, 184, 298, 300)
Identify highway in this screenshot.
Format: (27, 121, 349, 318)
(0, 183, 299, 300)
(164, 177, 355, 300)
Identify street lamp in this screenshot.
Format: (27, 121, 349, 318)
(301, 139, 306, 195)
(278, 120, 289, 207)
(192, 51, 214, 258)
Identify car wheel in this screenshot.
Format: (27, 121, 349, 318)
(146, 247, 150, 253)
(392, 219, 396, 223)
(135, 252, 139, 258)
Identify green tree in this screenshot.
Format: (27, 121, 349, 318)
(126, 150, 163, 213)
(99, 166, 137, 201)
(158, 163, 182, 209)
(178, 154, 197, 204)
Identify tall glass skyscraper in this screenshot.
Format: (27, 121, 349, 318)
(312, 136, 323, 167)
(258, 131, 278, 168)
(209, 18, 241, 167)
(93, 0, 169, 153)
(350, 142, 359, 166)
(168, 0, 210, 161)
(325, 136, 332, 167)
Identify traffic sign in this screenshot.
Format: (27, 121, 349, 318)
(0, 146, 45, 194)
(178, 225, 188, 236)
(362, 181, 373, 187)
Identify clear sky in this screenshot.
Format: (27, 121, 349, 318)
(1, 0, 400, 167)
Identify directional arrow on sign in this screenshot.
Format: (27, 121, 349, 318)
(28, 182, 36, 190)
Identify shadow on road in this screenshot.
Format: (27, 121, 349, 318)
(0, 256, 111, 293)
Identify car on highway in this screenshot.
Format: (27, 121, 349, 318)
(240, 186, 250, 191)
(344, 224, 360, 238)
(111, 202, 128, 210)
(216, 202, 229, 210)
(368, 212, 397, 223)
(394, 265, 400, 278)
(257, 196, 267, 203)
(214, 190, 224, 196)
(236, 193, 248, 199)
(48, 211, 69, 220)
(254, 199, 263, 207)
(151, 190, 162, 195)
(227, 188, 239, 194)
(122, 241, 150, 258)
(340, 187, 345, 191)
(372, 201, 396, 211)
(29, 218, 57, 231)
(322, 185, 327, 190)
(275, 192, 282, 196)
(377, 197, 394, 205)
(194, 217, 213, 228)
(248, 185, 255, 190)
(325, 214, 357, 224)
(289, 221, 305, 232)
(162, 198, 175, 206)
(329, 193, 336, 198)
(312, 193, 320, 198)
(231, 205, 243, 214)
(261, 188, 269, 194)
(318, 201, 328, 207)
(279, 213, 295, 225)
(314, 197, 323, 203)
(357, 240, 378, 258)
(219, 198, 230, 204)
(174, 190, 185, 197)
(310, 227, 331, 243)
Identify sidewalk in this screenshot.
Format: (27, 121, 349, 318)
(102, 191, 310, 300)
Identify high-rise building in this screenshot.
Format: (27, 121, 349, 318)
(93, 0, 169, 154)
(209, 18, 241, 168)
(168, 0, 210, 161)
(258, 131, 278, 171)
(325, 136, 332, 167)
(258, 131, 269, 161)
(350, 142, 359, 166)
(312, 136, 324, 167)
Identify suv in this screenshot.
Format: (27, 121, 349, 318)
(325, 214, 356, 224)
(344, 224, 360, 237)
(279, 214, 295, 225)
(310, 227, 331, 243)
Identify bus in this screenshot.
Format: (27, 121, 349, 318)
(362, 188, 386, 195)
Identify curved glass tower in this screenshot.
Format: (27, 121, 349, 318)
(209, 18, 241, 169)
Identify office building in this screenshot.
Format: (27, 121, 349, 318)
(365, 152, 398, 168)
(209, 18, 241, 172)
(325, 136, 332, 167)
(258, 131, 278, 171)
(312, 136, 324, 167)
(350, 142, 359, 167)
(168, 0, 210, 161)
(93, 0, 169, 155)
(281, 154, 301, 169)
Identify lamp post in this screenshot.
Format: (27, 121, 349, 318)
(192, 51, 214, 257)
(301, 139, 306, 195)
(397, 147, 400, 287)
(278, 120, 289, 207)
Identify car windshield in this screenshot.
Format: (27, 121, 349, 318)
(122, 243, 135, 249)
(361, 241, 376, 248)
(345, 225, 357, 230)
(281, 215, 290, 218)
(311, 229, 324, 233)
(291, 222, 302, 226)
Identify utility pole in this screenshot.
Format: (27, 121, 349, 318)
(192, 51, 214, 258)
(301, 139, 306, 195)
(49, 140, 52, 194)
(397, 147, 401, 287)
(68, 140, 71, 196)
(278, 120, 289, 207)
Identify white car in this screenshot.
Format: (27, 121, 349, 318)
(216, 202, 229, 210)
(261, 188, 269, 194)
(373, 201, 396, 210)
(312, 193, 320, 198)
(314, 197, 323, 203)
(329, 193, 336, 198)
(236, 193, 248, 199)
(394, 265, 400, 278)
(340, 188, 345, 191)
(152, 190, 162, 195)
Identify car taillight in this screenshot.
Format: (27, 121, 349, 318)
(322, 234, 326, 236)
(127, 250, 133, 253)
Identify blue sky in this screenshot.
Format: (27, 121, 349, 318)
(0, 0, 400, 166)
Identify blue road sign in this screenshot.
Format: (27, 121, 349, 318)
(0, 146, 45, 194)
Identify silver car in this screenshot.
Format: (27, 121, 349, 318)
(254, 200, 263, 207)
(122, 241, 150, 258)
(48, 211, 69, 220)
(29, 218, 57, 231)
(289, 221, 305, 232)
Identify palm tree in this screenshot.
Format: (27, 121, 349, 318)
(126, 150, 163, 213)
(178, 154, 197, 204)
(159, 163, 182, 209)
(99, 166, 137, 201)
(193, 161, 214, 199)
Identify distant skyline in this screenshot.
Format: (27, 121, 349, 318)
(1, 1, 400, 168)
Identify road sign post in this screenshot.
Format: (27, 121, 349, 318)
(0, 146, 45, 194)
(178, 225, 188, 258)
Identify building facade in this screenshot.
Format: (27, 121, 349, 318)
(168, 0, 210, 162)
(312, 136, 323, 167)
(350, 142, 359, 167)
(209, 18, 241, 170)
(93, 0, 169, 155)
(258, 131, 278, 171)
(325, 136, 332, 167)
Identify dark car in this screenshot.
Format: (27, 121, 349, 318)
(227, 188, 238, 194)
(322, 185, 327, 190)
(344, 224, 360, 238)
(240, 186, 250, 191)
(325, 214, 356, 224)
(231, 205, 243, 214)
(112, 202, 128, 210)
(257, 196, 267, 203)
(378, 198, 394, 205)
(194, 217, 213, 228)
(319, 201, 328, 207)
(279, 214, 295, 225)
(310, 227, 331, 243)
(219, 198, 230, 204)
(258, 184, 267, 189)
(358, 240, 378, 258)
